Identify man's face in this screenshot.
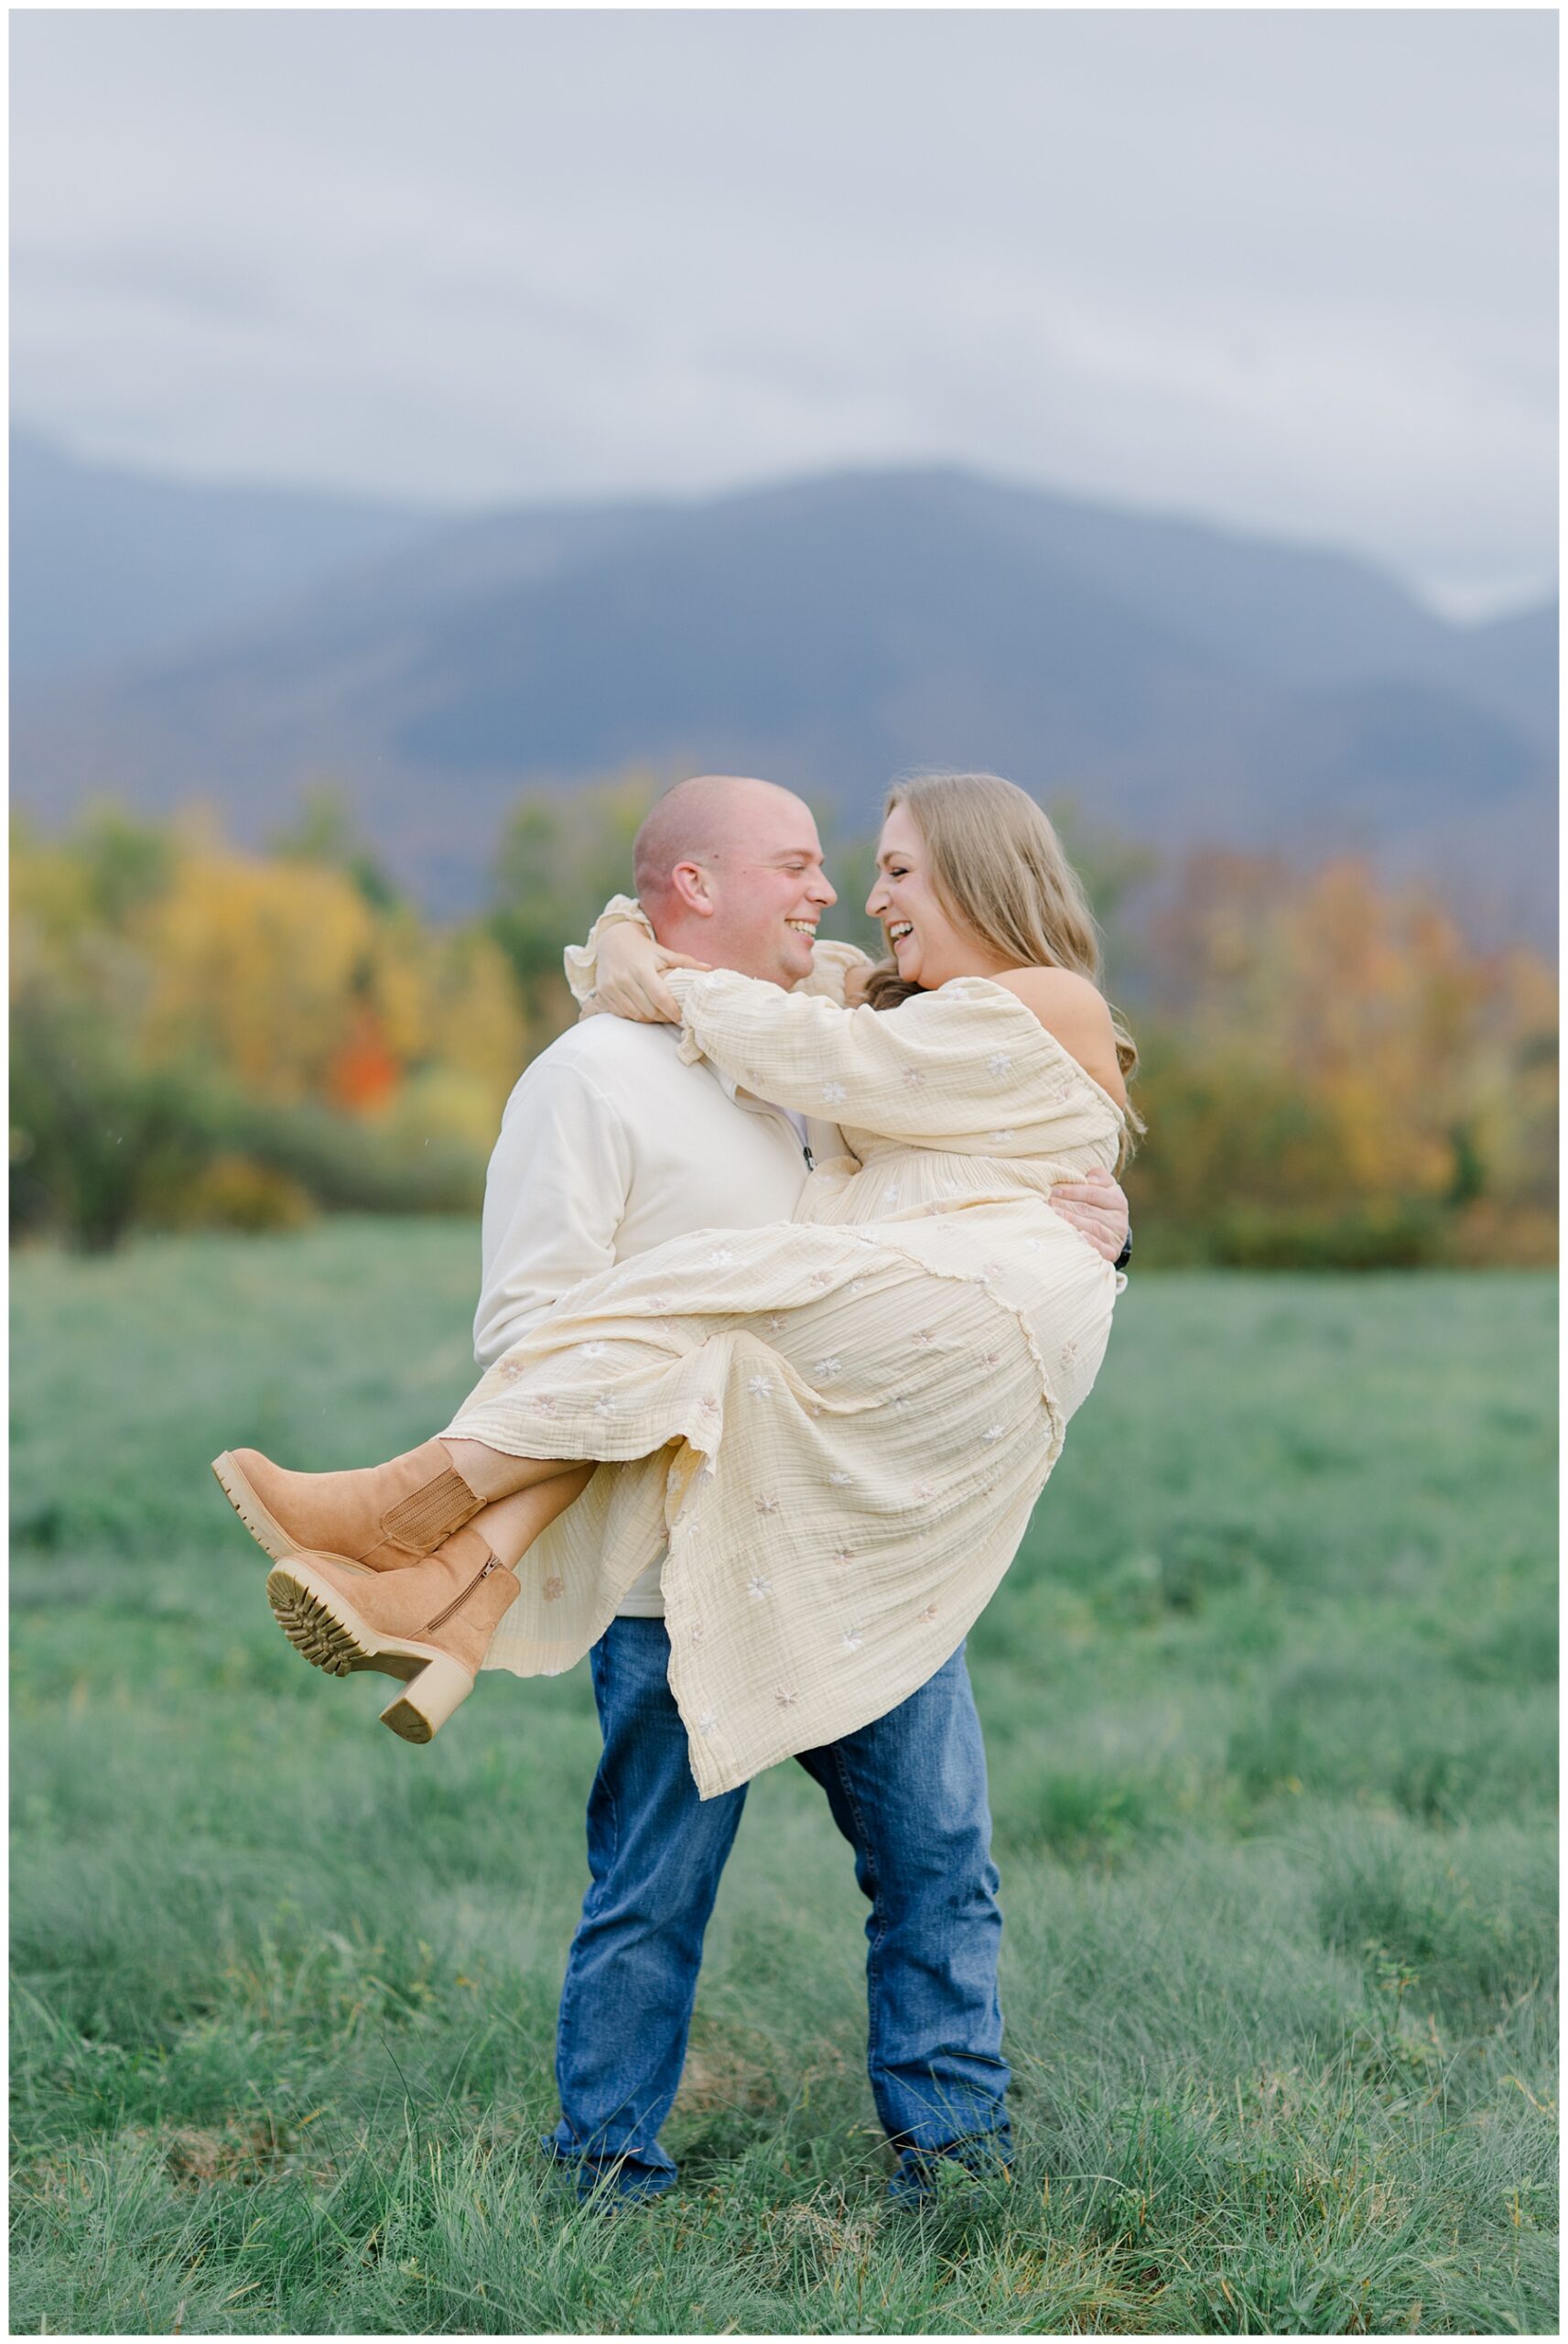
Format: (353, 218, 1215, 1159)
(700, 793, 837, 985)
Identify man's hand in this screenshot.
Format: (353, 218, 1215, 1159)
(582, 921, 712, 1024)
(1048, 1166, 1130, 1264)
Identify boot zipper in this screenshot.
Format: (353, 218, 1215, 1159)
(422, 1552, 500, 1634)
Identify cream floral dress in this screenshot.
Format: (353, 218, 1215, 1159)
(449, 958, 1126, 1798)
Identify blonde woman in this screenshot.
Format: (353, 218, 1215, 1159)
(215, 774, 1135, 1798)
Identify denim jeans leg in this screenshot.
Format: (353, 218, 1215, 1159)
(547, 1617, 748, 2196)
(795, 1644, 1011, 2160)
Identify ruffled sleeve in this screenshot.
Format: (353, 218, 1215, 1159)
(563, 895, 653, 1004)
(666, 968, 1122, 1155)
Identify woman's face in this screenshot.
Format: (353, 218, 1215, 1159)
(866, 802, 996, 989)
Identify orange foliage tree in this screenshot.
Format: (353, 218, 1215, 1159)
(1125, 853, 1556, 1265)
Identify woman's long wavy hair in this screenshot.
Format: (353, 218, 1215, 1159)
(863, 772, 1142, 1155)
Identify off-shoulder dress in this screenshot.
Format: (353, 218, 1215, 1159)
(449, 958, 1125, 1797)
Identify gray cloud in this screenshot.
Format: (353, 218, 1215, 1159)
(11, 8, 1556, 612)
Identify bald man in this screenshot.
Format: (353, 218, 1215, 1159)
(474, 776, 1130, 2209)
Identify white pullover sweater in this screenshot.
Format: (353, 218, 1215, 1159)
(473, 934, 859, 1613)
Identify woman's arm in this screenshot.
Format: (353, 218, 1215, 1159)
(564, 895, 871, 1016)
(563, 896, 696, 1019)
(665, 967, 1114, 1147)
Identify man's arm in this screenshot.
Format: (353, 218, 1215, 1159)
(473, 1051, 634, 1367)
(1047, 1167, 1130, 1266)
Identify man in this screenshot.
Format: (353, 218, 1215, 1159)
(473, 775, 1130, 2207)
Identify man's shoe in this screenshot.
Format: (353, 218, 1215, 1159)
(265, 1525, 518, 1741)
(541, 2135, 676, 2209)
(213, 1439, 484, 1570)
(886, 2134, 1013, 2214)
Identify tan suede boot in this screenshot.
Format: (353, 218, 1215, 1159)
(212, 1439, 484, 1570)
(265, 1524, 520, 1742)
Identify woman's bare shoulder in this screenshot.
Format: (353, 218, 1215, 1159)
(989, 967, 1125, 1104)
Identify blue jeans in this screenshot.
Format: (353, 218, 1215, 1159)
(546, 1616, 1010, 2198)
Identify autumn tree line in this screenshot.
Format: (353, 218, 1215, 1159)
(10, 777, 1555, 1266)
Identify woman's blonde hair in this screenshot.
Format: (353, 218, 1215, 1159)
(864, 772, 1141, 1149)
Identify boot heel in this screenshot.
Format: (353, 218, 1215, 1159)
(379, 1654, 474, 1743)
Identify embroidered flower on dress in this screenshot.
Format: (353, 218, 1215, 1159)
(697, 1394, 721, 1418)
(581, 1341, 608, 1360)
(808, 1270, 832, 1289)
(916, 1604, 938, 1625)
(747, 1573, 773, 1600)
(912, 1329, 936, 1348)
(765, 1313, 787, 1333)
(987, 1052, 1012, 1075)
(813, 1357, 843, 1381)
(827, 1470, 852, 1487)
(981, 1424, 1005, 1444)
(708, 1247, 736, 1266)
(841, 1629, 864, 1653)
(848, 1279, 866, 1297)
(541, 1577, 565, 1603)
(881, 1184, 901, 1205)
(746, 1375, 774, 1400)
(988, 1130, 1016, 1147)
(534, 1394, 559, 1417)
(774, 1687, 799, 1709)
(1024, 1237, 1042, 1253)
(754, 1493, 780, 1515)
(1060, 1338, 1080, 1368)
(902, 1068, 925, 1090)
(689, 1622, 706, 1647)
(914, 1481, 936, 1503)
(698, 1713, 719, 1736)
(981, 1351, 1002, 1369)
(831, 1543, 856, 1568)
(498, 1358, 527, 1383)
(822, 1081, 848, 1104)
(593, 1394, 618, 1416)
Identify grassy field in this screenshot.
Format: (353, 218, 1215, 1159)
(10, 1222, 1557, 2335)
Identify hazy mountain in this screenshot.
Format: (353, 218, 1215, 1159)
(9, 426, 450, 680)
(11, 458, 1555, 933)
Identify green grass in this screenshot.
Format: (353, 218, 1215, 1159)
(11, 1223, 1558, 2333)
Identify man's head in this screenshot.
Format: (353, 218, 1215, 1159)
(633, 776, 836, 985)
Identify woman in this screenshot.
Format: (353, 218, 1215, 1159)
(214, 774, 1136, 1798)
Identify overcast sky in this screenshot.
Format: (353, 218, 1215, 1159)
(11, 8, 1557, 614)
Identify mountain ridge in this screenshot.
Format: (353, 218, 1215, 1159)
(11, 443, 1555, 934)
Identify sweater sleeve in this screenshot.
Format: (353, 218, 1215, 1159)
(472, 1053, 634, 1366)
(665, 967, 1108, 1151)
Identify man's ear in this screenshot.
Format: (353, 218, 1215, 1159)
(667, 861, 717, 918)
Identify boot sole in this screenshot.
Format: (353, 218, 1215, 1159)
(212, 1453, 362, 1574)
(265, 1558, 474, 1742)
